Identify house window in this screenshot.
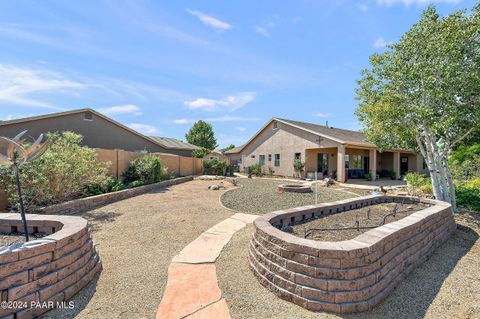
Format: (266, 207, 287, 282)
(273, 121, 278, 129)
(84, 111, 93, 121)
(350, 154, 363, 169)
(274, 154, 280, 167)
(268, 154, 272, 162)
(294, 153, 301, 160)
(259, 155, 265, 166)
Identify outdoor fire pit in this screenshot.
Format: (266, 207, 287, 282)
(249, 195, 456, 313)
(277, 184, 312, 193)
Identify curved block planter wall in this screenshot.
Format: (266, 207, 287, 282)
(0, 213, 101, 319)
(35, 176, 193, 215)
(249, 195, 456, 313)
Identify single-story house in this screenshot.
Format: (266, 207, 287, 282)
(227, 118, 427, 182)
(0, 108, 199, 157)
(203, 150, 230, 162)
(224, 146, 243, 171)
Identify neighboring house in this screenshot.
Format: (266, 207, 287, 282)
(203, 150, 229, 162)
(0, 108, 198, 157)
(235, 118, 427, 182)
(224, 146, 243, 171)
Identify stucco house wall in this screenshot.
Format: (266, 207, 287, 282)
(241, 121, 340, 176)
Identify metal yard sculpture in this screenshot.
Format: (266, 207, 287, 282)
(0, 131, 48, 241)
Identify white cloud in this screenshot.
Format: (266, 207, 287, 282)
(172, 115, 261, 125)
(128, 123, 159, 134)
(186, 9, 232, 31)
(205, 115, 261, 122)
(97, 104, 142, 116)
(373, 37, 392, 48)
(184, 92, 256, 112)
(0, 64, 84, 109)
(376, 0, 461, 6)
(1, 113, 35, 121)
(235, 126, 246, 131)
(255, 26, 270, 37)
(173, 118, 190, 124)
(315, 112, 332, 118)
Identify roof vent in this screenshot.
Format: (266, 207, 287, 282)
(84, 111, 93, 121)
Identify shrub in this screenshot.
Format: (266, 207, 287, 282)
(249, 163, 262, 176)
(202, 158, 228, 175)
(293, 160, 305, 177)
(405, 172, 433, 196)
(0, 131, 111, 208)
(84, 176, 126, 196)
(123, 154, 167, 186)
(456, 182, 480, 211)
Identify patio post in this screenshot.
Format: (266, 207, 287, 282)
(393, 151, 401, 179)
(337, 145, 346, 182)
(369, 149, 377, 180)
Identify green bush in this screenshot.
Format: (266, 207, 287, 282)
(249, 163, 262, 176)
(0, 131, 111, 208)
(84, 176, 126, 196)
(456, 182, 480, 211)
(405, 172, 432, 196)
(293, 160, 305, 177)
(123, 154, 167, 186)
(202, 158, 228, 175)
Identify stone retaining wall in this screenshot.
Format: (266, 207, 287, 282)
(0, 213, 101, 319)
(34, 176, 193, 215)
(249, 195, 456, 313)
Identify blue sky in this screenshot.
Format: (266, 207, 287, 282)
(0, 0, 476, 147)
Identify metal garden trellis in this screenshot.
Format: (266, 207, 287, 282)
(0, 131, 48, 241)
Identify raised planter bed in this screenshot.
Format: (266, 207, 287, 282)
(249, 195, 456, 313)
(0, 213, 101, 318)
(278, 184, 312, 193)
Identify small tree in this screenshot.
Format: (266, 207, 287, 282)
(293, 160, 305, 178)
(355, 5, 480, 210)
(185, 120, 217, 150)
(0, 131, 48, 241)
(220, 144, 235, 154)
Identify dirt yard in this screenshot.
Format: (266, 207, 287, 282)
(41, 179, 234, 319)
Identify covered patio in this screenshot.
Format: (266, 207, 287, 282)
(305, 144, 421, 182)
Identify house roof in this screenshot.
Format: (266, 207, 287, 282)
(224, 145, 243, 154)
(276, 118, 372, 146)
(0, 108, 196, 151)
(149, 136, 199, 150)
(233, 117, 376, 154)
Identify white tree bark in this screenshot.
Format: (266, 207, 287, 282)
(417, 125, 457, 211)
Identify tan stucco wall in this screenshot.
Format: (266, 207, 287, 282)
(0, 111, 193, 157)
(240, 121, 341, 177)
(94, 149, 201, 180)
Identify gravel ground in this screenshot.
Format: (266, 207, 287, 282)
(292, 202, 430, 241)
(216, 213, 480, 319)
(221, 178, 357, 215)
(41, 179, 233, 319)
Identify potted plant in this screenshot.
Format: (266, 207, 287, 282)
(390, 170, 397, 180)
(365, 172, 372, 181)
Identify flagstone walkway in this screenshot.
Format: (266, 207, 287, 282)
(156, 212, 258, 319)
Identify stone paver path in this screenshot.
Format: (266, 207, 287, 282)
(156, 212, 258, 319)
